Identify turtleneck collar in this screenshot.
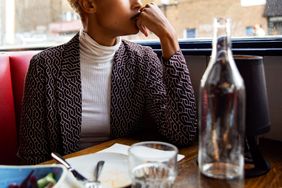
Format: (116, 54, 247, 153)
(79, 29, 121, 63)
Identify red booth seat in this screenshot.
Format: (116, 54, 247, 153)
(0, 55, 18, 164)
(9, 51, 39, 131)
(0, 51, 39, 164)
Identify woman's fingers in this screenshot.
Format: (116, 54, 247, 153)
(136, 17, 149, 37)
(136, 3, 168, 37)
(136, 4, 155, 37)
(141, 25, 149, 37)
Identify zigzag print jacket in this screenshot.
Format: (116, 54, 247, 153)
(18, 34, 197, 164)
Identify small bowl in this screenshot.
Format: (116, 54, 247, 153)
(0, 164, 68, 188)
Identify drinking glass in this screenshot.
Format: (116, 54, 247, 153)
(128, 141, 178, 188)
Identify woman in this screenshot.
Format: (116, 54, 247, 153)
(18, 0, 197, 164)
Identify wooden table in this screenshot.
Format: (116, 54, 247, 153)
(44, 138, 282, 188)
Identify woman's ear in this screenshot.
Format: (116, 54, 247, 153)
(79, 0, 96, 14)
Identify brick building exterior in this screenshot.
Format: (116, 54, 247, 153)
(12, 0, 267, 38)
(14, 0, 73, 33)
(0, 0, 275, 46)
(157, 0, 266, 38)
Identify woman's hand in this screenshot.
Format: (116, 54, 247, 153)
(136, 3, 172, 38)
(136, 3, 180, 60)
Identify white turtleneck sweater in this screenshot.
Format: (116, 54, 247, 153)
(79, 30, 121, 149)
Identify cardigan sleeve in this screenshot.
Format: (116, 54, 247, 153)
(17, 55, 51, 164)
(145, 50, 198, 146)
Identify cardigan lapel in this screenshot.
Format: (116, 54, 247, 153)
(61, 34, 81, 79)
(57, 33, 82, 154)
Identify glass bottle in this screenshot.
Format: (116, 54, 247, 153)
(198, 17, 245, 179)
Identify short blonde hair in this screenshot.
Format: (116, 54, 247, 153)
(67, 0, 83, 17)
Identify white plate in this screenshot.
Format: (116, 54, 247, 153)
(67, 152, 131, 188)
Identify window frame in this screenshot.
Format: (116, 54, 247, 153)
(1, 37, 282, 57)
(138, 37, 282, 56)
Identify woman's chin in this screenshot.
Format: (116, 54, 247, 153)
(131, 29, 140, 35)
(123, 28, 139, 36)
(117, 24, 140, 36)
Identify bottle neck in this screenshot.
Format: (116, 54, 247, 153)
(211, 18, 233, 61)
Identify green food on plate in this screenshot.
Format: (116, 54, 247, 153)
(37, 173, 57, 188)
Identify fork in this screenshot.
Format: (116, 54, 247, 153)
(84, 160, 105, 188)
(51, 152, 104, 188)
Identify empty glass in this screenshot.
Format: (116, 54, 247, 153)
(128, 141, 178, 188)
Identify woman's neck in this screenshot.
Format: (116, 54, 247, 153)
(82, 22, 117, 46)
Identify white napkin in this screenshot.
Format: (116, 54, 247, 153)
(98, 143, 185, 161)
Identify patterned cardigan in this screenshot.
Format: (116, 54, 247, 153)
(18, 34, 197, 164)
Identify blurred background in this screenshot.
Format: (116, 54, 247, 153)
(0, 0, 281, 48)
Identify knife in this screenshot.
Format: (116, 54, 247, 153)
(51, 152, 87, 181)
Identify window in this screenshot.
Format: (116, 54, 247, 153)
(0, 0, 282, 49)
(245, 26, 255, 36)
(184, 28, 196, 38)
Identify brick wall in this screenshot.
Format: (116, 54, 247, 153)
(14, 0, 267, 38)
(165, 0, 267, 38)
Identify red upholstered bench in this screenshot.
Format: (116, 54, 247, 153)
(0, 54, 18, 164)
(0, 51, 39, 164)
(9, 51, 39, 131)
